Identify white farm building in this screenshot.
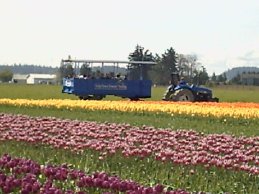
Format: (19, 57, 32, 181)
(12, 74, 29, 84)
(26, 74, 57, 84)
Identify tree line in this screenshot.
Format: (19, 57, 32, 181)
(60, 45, 210, 85)
(0, 45, 247, 86)
(0, 64, 59, 83)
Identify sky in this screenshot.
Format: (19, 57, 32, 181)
(0, 0, 259, 75)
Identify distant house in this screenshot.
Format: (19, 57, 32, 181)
(241, 73, 259, 86)
(26, 74, 57, 84)
(12, 74, 29, 84)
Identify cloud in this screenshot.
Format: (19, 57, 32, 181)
(226, 50, 259, 69)
(238, 50, 259, 64)
(198, 56, 228, 75)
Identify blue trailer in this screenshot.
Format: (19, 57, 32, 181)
(61, 59, 156, 100)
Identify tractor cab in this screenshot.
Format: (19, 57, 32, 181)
(61, 58, 156, 100)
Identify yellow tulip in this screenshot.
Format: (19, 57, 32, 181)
(0, 99, 258, 119)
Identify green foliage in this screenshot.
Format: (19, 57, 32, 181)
(0, 64, 58, 74)
(80, 63, 91, 77)
(161, 47, 178, 72)
(192, 67, 209, 85)
(230, 73, 241, 84)
(0, 69, 13, 82)
(217, 73, 227, 83)
(128, 45, 154, 80)
(59, 63, 74, 79)
(211, 72, 217, 82)
(150, 47, 177, 85)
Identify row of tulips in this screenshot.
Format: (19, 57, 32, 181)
(0, 154, 190, 194)
(0, 114, 258, 175)
(0, 99, 259, 119)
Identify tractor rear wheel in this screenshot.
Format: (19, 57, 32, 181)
(170, 89, 194, 102)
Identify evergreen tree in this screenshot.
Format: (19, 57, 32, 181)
(128, 45, 154, 80)
(149, 54, 163, 85)
(217, 73, 227, 82)
(199, 68, 209, 85)
(230, 73, 241, 84)
(150, 47, 178, 85)
(211, 72, 217, 82)
(80, 63, 91, 77)
(152, 47, 177, 85)
(59, 63, 74, 79)
(161, 47, 178, 72)
(217, 74, 223, 82)
(193, 67, 209, 85)
(223, 73, 227, 82)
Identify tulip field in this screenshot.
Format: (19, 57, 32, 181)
(1, 99, 259, 119)
(0, 153, 189, 194)
(0, 85, 259, 193)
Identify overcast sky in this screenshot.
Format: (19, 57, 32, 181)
(0, 0, 259, 75)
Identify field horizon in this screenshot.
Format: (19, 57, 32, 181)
(0, 83, 259, 102)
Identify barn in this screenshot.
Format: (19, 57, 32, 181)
(12, 74, 29, 84)
(26, 74, 57, 84)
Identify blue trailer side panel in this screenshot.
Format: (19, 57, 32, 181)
(62, 78, 152, 98)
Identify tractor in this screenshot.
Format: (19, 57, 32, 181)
(162, 72, 219, 102)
